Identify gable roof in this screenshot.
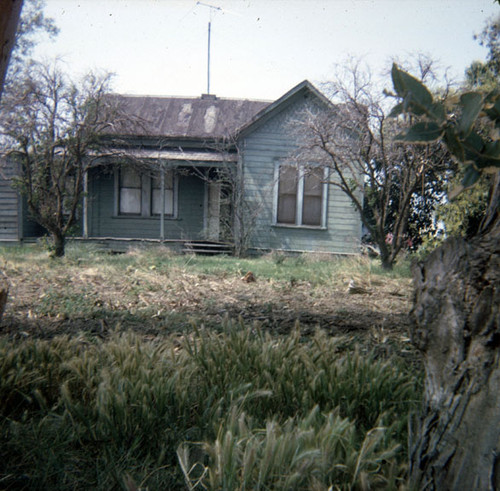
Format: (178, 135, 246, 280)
(114, 93, 270, 140)
(237, 80, 334, 138)
(109, 80, 331, 143)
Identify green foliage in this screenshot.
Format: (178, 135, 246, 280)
(437, 173, 492, 238)
(390, 64, 500, 195)
(396, 122, 443, 143)
(466, 15, 500, 90)
(7, 0, 59, 80)
(0, 326, 421, 489)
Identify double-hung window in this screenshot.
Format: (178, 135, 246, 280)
(117, 167, 176, 217)
(275, 163, 327, 228)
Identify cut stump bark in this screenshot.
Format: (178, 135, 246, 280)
(410, 219, 500, 490)
(0, 272, 9, 323)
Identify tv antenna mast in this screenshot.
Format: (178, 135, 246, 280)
(196, 2, 222, 95)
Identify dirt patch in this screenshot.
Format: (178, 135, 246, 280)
(1, 259, 414, 356)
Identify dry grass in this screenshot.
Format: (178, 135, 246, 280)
(0, 244, 421, 489)
(0, 244, 414, 359)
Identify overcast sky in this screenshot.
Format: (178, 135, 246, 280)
(32, 0, 499, 101)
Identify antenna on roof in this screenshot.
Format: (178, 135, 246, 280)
(196, 2, 221, 95)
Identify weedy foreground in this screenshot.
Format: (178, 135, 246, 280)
(0, 244, 420, 489)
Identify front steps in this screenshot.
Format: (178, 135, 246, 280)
(183, 240, 233, 255)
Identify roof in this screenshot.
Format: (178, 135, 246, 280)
(108, 80, 332, 142)
(114, 93, 270, 140)
(237, 80, 334, 138)
(116, 148, 237, 164)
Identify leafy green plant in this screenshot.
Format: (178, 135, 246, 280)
(390, 63, 500, 195)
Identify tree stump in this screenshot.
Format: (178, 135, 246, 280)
(410, 219, 500, 490)
(0, 272, 8, 323)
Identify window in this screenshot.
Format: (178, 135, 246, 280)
(116, 167, 176, 218)
(277, 165, 298, 224)
(302, 166, 323, 226)
(119, 168, 141, 215)
(152, 171, 174, 216)
(275, 164, 327, 227)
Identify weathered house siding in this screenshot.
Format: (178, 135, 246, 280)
(0, 159, 19, 241)
(2, 80, 363, 254)
(87, 168, 206, 240)
(0, 159, 63, 243)
(241, 94, 361, 254)
(20, 199, 46, 238)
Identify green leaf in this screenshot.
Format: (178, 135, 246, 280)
(391, 64, 406, 98)
(405, 101, 427, 117)
(429, 102, 446, 123)
(475, 140, 500, 170)
(463, 130, 485, 162)
(391, 64, 434, 112)
(388, 102, 404, 118)
(395, 122, 443, 143)
(483, 140, 500, 160)
(443, 128, 465, 162)
(458, 92, 483, 137)
(461, 164, 481, 189)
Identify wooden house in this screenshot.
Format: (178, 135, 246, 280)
(0, 80, 362, 255)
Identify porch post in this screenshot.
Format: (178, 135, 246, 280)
(83, 170, 88, 238)
(160, 164, 165, 240)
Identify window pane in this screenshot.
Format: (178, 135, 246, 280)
(120, 168, 141, 188)
(152, 170, 173, 190)
(302, 196, 322, 226)
(277, 165, 298, 224)
(303, 167, 323, 196)
(277, 195, 297, 224)
(152, 189, 174, 215)
(279, 166, 298, 194)
(120, 188, 141, 214)
(302, 167, 323, 226)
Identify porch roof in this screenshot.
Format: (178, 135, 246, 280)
(90, 147, 237, 168)
(123, 148, 237, 164)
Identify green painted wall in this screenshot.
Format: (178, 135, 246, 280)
(0, 159, 19, 241)
(88, 168, 206, 240)
(241, 95, 362, 255)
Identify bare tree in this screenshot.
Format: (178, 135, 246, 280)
(183, 139, 265, 257)
(293, 60, 452, 269)
(0, 60, 127, 256)
(215, 160, 265, 257)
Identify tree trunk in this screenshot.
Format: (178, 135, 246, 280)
(0, 272, 8, 323)
(52, 232, 66, 257)
(409, 215, 500, 489)
(380, 253, 394, 271)
(0, 0, 23, 97)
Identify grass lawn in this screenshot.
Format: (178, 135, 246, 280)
(0, 244, 420, 490)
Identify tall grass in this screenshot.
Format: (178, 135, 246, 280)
(0, 322, 421, 489)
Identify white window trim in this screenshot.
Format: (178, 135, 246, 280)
(273, 161, 328, 229)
